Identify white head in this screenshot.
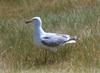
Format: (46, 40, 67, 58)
(25, 17, 42, 27)
(25, 16, 45, 34)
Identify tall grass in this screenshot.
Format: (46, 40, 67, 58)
(0, 0, 100, 73)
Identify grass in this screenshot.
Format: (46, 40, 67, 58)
(0, 0, 100, 73)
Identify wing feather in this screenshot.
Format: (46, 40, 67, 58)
(41, 34, 67, 47)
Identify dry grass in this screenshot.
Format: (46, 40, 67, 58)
(0, 0, 100, 73)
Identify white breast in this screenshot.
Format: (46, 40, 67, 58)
(33, 34, 41, 46)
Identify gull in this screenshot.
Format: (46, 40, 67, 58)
(25, 17, 77, 52)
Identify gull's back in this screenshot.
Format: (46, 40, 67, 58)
(41, 33, 71, 47)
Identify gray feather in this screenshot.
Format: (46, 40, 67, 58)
(41, 34, 68, 47)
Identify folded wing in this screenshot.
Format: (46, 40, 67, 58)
(41, 33, 70, 47)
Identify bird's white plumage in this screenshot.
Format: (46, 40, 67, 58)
(26, 17, 77, 52)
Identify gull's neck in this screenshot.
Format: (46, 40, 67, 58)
(33, 23, 45, 37)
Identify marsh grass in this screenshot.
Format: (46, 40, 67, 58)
(0, 0, 100, 73)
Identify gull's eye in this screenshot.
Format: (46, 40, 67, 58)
(33, 19, 38, 22)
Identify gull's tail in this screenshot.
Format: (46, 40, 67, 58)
(66, 36, 77, 43)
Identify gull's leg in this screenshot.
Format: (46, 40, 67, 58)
(44, 49, 48, 63)
(41, 48, 48, 64)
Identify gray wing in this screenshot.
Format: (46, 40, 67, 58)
(41, 35, 68, 47)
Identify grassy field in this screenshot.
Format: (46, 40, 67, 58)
(0, 0, 100, 73)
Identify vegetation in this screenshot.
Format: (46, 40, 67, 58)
(0, 0, 100, 73)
